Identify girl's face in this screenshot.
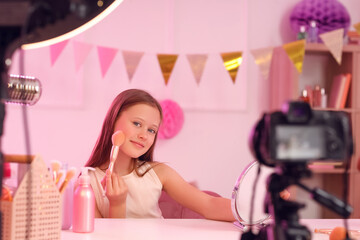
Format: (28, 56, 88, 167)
(113, 103, 161, 159)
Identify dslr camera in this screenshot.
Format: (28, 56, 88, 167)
(251, 101, 353, 167)
(245, 101, 354, 240)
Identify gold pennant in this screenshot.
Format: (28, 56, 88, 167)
(282, 39, 306, 73)
(250, 47, 274, 80)
(354, 22, 360, 35)
(220, 51, 243, 84)
(319, 28, 344, 65)
(157, 54, 178, 85)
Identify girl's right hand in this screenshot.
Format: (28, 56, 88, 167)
(101, 169, 128, 206)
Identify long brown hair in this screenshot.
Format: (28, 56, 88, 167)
(85, 89, 163, 175)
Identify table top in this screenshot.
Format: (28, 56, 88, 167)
(61, 218, 360, 240)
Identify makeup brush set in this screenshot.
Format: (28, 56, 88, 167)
(50, 160, 77, 194)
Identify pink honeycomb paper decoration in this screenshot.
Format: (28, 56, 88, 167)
(158, 100, 184, 139)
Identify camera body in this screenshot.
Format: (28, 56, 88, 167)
(244, 101, 354, 240)
(251, 101, 353, 167)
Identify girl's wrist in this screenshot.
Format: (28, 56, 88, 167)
(109, 202, 126, 218)
(109, 198, 126, 208)
(108, 195, 127, 206)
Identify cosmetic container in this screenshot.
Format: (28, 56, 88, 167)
(73, 167, 95, 233)
(61, 163, 74, 230)
(297, 26, 307, 40)
(299, 89, 310, 104)
(312, 85, 321, 107)
(62, 179, 74, 230)
(320, 88, 327, 108)
(307, 20, 318, 43)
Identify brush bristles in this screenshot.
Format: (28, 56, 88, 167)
(59, 167, 77, 193)
(51, 160, 62, 172)
(65, 167, 76, 180)
(112, 130, 125, 146)
(51, 160, 62, 182)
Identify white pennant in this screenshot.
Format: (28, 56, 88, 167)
(319, 29, 344, 65)
(250, 47, 274, 80)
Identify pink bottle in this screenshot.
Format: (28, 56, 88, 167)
(73, 167, 95, 233)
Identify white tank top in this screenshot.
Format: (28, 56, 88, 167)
(89, 161, 163, 218)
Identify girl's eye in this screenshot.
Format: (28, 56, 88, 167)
(133, 121, 141, 127)
(148, 128, 156, 134)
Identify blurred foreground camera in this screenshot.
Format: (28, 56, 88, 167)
(250, 101, 353, 167)
(243, 101, 354, 240)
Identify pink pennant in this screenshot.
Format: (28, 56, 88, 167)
(97, 46, 118, 78)
(186, 54, 208, 85)
(49, 40, 69, 66)
(122, 51, 144, 82)
(73, 41, 93, 71)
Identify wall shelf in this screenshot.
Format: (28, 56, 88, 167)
(269, 43, 360, 218)
(305, 43, 360, 53)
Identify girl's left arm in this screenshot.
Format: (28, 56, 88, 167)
(153, 163, 235, 222)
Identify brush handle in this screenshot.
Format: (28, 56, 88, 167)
(53, 171, 58, 182)
(314, 229, 360, 237)
(56, 172, 64, 184)
(59, 179, 70, 194)
(108, 161, 115, 173)
(108, 145, 120, 173)
(314, 228, 332, 234)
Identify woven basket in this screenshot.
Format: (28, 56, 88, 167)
(1, 155, 61, 240)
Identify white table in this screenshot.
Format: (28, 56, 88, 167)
(61, 218, 360, 240)
(61, 219, 239, 240)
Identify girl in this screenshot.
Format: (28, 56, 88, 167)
(85, 89, 235, 221)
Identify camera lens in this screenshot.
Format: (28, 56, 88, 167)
(328, 141, 340, 152)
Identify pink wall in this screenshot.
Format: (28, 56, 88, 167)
(3, 0, 360, 218)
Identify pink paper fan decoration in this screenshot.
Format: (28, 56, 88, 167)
(158, 100, 184, 139)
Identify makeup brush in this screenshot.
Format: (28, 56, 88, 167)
(108, 130, 125, 174)
(314, 228, 360, 239)
(59, 167, 77, 194)
(55, 170, 64, 185)
(50, 160, 62, 182)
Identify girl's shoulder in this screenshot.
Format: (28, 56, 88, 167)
(149, 161, 180, 183)
(149, 161, 169, 172)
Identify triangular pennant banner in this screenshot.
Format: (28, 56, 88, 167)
(73, 41, 93, 71)
(319, 28, 344, 65)
(49, 40, 69, 66)
(186, 54, 208, 85)
(157, 54, 178, 85)
(122, 50, 144, 82)
(97, 46, 118, 78)
(250, 47, 274, 80)
(220, 51, 243, 84)
(354, 22, 360, 35)
(282, 39, 306, 73)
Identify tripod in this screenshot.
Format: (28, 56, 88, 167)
(245, 163, 353, 240)
(260, 163, 312, 240)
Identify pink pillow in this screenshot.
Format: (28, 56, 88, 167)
(158, 190, 221, 219)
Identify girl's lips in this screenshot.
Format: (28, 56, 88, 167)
(130, 140, 144, 148)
